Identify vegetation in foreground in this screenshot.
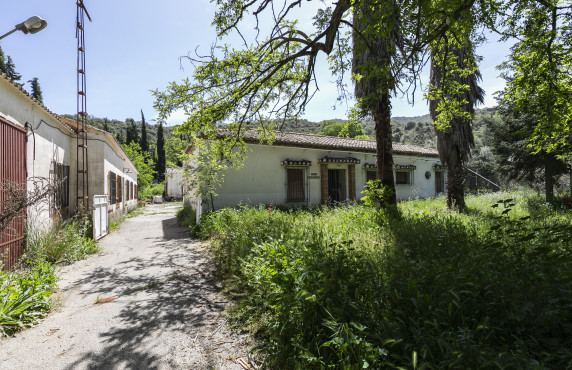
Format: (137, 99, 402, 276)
(0, 219, 99, 336)
(197, 190, 572, 368)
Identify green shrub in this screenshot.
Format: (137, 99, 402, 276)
(176, 202, 196, 228)
(25, 218, 99, 265)
(0, 262, 57, 336)
(202, 191, 572, 368)
(139, 183, 164, 201)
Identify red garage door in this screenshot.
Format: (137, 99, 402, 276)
(0, 117, 27, 270)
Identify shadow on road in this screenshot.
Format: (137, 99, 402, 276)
(63, 215, 232, 369)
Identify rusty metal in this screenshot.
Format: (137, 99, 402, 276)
(0, 117, 27, 270)
(76, 0, 91, 213)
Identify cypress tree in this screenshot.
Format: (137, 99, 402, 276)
(155, 123, 166, 182)
(5, 56, 22, 85)
(140, 109, 149, 154)
(28, 77, 43, 103)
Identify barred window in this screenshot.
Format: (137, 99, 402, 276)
(53, 162, 70, 207)
(366, 170, 377, 183)
(109, 172, 116, 205)
(287, 168, 305, 202)
(395, 171, 412, 185)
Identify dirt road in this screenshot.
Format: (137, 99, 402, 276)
(0, 203, 251, 369)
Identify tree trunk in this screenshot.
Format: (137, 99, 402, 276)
(446, 155, 466, 208)
(374, 93, 396, 206)
(545, 156, 555, 203)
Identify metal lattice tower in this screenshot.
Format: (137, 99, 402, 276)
(76, 1, 91, 212)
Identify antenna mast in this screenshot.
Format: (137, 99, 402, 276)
(76, 0, 92, 212)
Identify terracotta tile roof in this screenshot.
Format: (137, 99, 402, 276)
(218, 130, 439, 157)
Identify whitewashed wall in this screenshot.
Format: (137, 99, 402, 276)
(0, 77, 76, 231)
(92, 132, 138, 221)
(210, 143, 445, 210)
(165, 168, 184, 199)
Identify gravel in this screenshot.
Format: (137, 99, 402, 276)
(0, 203, 253, 370)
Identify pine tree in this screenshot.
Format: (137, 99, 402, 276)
(155, 123, 166, 182)
(28, 77, 43, 103)
(485, 102, 567, 201)
(102, 118, 110, 132)
(5, 56, 22, 85)
(0, 46, 7, 75)
(140, 109, 149, 154)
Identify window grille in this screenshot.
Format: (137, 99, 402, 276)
(53, 162, 70, 207)
(395, 171, 412, 185)
(287, 168, 305, 202)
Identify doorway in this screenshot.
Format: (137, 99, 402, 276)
(328, 169, 346, 202)
(435, 171, 445, 193)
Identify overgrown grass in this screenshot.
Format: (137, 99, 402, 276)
(198, 191, 572, 368)
(1, 217, 101, 336)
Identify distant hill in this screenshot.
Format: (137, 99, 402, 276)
(75, 106, 496, 152)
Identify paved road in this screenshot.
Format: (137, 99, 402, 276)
(0, 203, 251, 369)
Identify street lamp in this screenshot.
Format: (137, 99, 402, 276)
(0, 16, 48, 40)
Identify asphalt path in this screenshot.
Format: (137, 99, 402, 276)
(0, 203, 251, 369)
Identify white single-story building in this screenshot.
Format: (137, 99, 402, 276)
(165, 167, 184, 200)
(185, 131, 446, 219)
(1, 72, 137, 269)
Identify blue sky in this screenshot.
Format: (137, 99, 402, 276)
(1, 1, 510, 126)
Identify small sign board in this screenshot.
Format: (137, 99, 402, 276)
(307, 175, 320, 180)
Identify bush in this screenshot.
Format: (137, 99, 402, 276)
(201, 191, 572, 368)
(0, 262, 57, 337)
(25, 218, 99, 265)
(139, 183, 164, 201)
(176, 202, 196, 228)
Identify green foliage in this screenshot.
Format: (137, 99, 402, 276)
(176, 202, 196, 228)
(27, 77, 43, 103)
(201, 191, 572, 368)
(165, 136, 186, 167)
(5, 56, 22, 85)
(139, 183, 164, 202)
(183, 137, 246, 211)
(0, 263, 57, 337)
(25, 219, 99, 265)
(139, 110, 150, 154)
(0, 46, 7, 75)
(122, 142, 156, 191)
(155, 123, 166, 182)
(125, 118, 139, 145)
(499, 1, 572, 158)
(318, 119, 367, 139)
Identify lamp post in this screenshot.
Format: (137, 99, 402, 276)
(0, 16, 47, 40)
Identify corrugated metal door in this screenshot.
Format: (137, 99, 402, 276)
(0, 117, 27, 270)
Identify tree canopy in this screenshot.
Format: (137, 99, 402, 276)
(153, 0, 572, 204)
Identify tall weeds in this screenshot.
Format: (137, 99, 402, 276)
(199, 191, 572, 368)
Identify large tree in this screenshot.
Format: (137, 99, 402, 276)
(499, 0, 572, 159)
(485, 102, 568, 201)
(5, 56, 22, 86)
(28, 77, 43, 103)
(429, 38, 484, 208)
(153, 0, 487, 207)
(140, 109, 150, 155)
